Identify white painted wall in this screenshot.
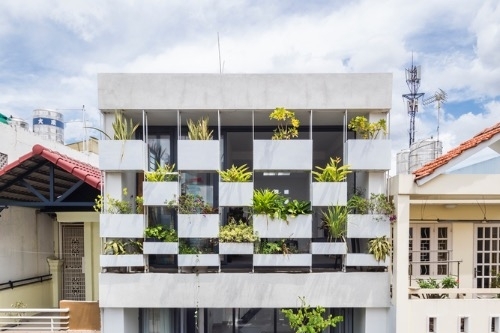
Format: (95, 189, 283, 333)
(102, 308, 139, 333)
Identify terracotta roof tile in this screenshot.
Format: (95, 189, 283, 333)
(413, 122, 500, 180)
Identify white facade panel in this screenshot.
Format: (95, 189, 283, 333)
(347, 139, 391, 171)
(142, 182, 178, 206)
(143, 242, 178, 255)
(219, 243, 254, 255)
(178, 254, 220, 267)
(347, 214, 391, 238)
(253, 254, 311, 267)
(253, 140, 312, 170)
(311, 182, 347, 206)
(177, 214, 219, 238)
(99, 140, 147, 171)
(345, 254, 389, 267)
(100, 214, 144, 238)
(253, 214, 312, 238)
(310, 242, 347, 255)
(177, 140, 220, 171)
(219, 182, 253, 206)
(100, 255, 144, 267)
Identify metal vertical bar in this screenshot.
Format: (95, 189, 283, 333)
(49, 164, 54, 202)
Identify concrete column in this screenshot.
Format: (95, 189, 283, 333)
(46, 258, 63, 308)
(102, 307, 139, 333)
(365, 308, 387, 333)
(393, 194, 410, 333)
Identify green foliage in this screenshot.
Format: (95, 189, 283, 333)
(417, 276, 458, 299)
(112, 111, 140, 140)
(145, 163, 178, 182)
(179, 241, 200, 254)
(187, 117, 213, 140)
(368, 236, 392, 262)
(144, 225, 178, 242)
(347, 193, 395, 216)
(259, 239, 297, 255)
(218, 164, 252, 182)
(348, 116, 387, 139)
(219, 218, 257, 243)
(269, 107, 300, 140)
(166, 193, 218, 214)
(252, 189, 311, 222)
(281, 297, 343, 333)
(490, 270, 500, 298)
(94, 188, 143, 214)
(320, 205, 347, 241)
(103, 239, 143, 255)
(312, 157, 351, 182)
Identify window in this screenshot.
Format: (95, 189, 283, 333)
(491, 316, 499, 333)
(410, 224, 451, 276)
(459, 317, 468, 332)
(428, 317, 436, 333)
(0, 152, 7, 169)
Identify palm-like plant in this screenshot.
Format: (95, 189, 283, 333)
(218, 164, 252, 182)
(320, 205, 347, 242)
(187, 117, 213, 140)
(312, 157, 351, 182)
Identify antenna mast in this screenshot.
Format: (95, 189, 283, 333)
(402, 60, 424, 147)
(423, 89, 447, 143)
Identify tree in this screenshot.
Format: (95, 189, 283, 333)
(281, 297, 343, 333)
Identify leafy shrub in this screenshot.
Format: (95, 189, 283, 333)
(145, 163, 178, 182)
(348, 116, 387, 139)
(252, 189, 311, 222)
(218, 164, 252, 182)
(166, 193, 218, 214)
(94, 188, 143, 214)
(219, 219, 257, 243)
(270, 107, 300, 140)
(312, 157, 351, 182)
(144, 225, 178, 242)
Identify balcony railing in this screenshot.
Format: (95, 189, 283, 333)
(0, 308, 69, 331)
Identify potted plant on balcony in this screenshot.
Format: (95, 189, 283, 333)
(143, 163, 178, 206)
(100, 239, 145, 267)
(178, 116, 219, 170)
(218, 164, 253, 206)
(97, 111, 147, 171)
(96, 188, 145, 238)
(282, 297, 343, 333)
(177, 240, 220, 268)
(416, 276, 458, 299)
(252, 189, 312, 238)
(167, 193, 219, 238)
(253, 107, 312, 170)
(143, 225, 179, 255)
(254, 239, 311, 267)
(218, 218, 257, 254)
(346, 115, 390, 170)
(346, 193, 394, 239)
(311, 157, 351, 206)
(311, 205, 348, 255)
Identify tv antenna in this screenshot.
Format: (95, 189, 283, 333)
(402, 60, 424, 147)
(423, 89, 447, 143)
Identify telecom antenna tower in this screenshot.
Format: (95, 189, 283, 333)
(423, 89, 447, 143)
(402, 62, 424, 147)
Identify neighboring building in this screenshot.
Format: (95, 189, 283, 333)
(390, 123, 500, 333)
(0, 123, 101, 310)
(97, 73, 393, 333)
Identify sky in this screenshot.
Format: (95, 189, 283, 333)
(0, 0, 499, 173)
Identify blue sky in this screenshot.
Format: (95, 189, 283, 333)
(0, 0, 499, 170)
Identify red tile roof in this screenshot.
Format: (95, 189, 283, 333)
(0, 144, 101, 189)
(414, 123, 500, 180)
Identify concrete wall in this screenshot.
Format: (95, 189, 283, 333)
(98, 73, 393, 111)
(99, 272, 390, 308)
(409, 299, 500, 333)
(0, 280, 52, 308)
(0, 207, 55, 282)
(60, 300, 100, 330)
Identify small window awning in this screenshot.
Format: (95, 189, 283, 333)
(0, 144, 101, 211)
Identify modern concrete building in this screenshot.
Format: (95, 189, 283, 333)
(390, 123, 500, 333)
(97, 73, 394, 333)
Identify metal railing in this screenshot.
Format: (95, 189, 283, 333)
(0, 308, 69, 332)
(0, 275, 52, 292)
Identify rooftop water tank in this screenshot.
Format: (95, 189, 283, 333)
(409, 138, 442, 173)
(33, 109, 64, 144)
(396, 149, 410, 174)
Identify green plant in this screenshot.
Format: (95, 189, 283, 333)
(187, 117, 213, 140)
(219, 218, 257, 243)
(103, 239, 143, 255)
(166, 193, 218, 214)
(417, 276, 458, 299)
(252, 189, 311, 222)
(179, 241, 200, 254)
(94, 188, 143, 214)
(269, 107, 300, 140)
(348, 116, 387, 139)
(218, 164, 252, 182)
(312, 157, 351, 182)
(259, 239, 297, 255)
(347, 193, 395, 216)
(281, 297, 343, 333)
(320, 205, 347, 241)
(490, 270, 500, 298)
(144, 225, 178, 242)
(89, 110, 139, 140)
(368, 235, 392, 262)
(145, 163, 178, 182)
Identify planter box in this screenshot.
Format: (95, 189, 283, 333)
(100, 214, 144, 238)
(143, 181, 178, 206)
(311, 182, 347, 206)
(177, 214, 219, 238)
(177, 140, 220, 171)
(219, 243, 254, 255)
(346, 139, 391, 171)
(310, 242, 347, 255)
(347, 214, 390, 238)
(178, 254, 220, 267)
(253, 254, 312, 266)
(253, 140, 312, 170)
(100, 254, 144, 267)
(219, 182, 253, 207)
(143, 242, 178, 255)
(253, 214, 312, 238)
(345, 254, 389, 267)
(99, 140, 147, 171)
